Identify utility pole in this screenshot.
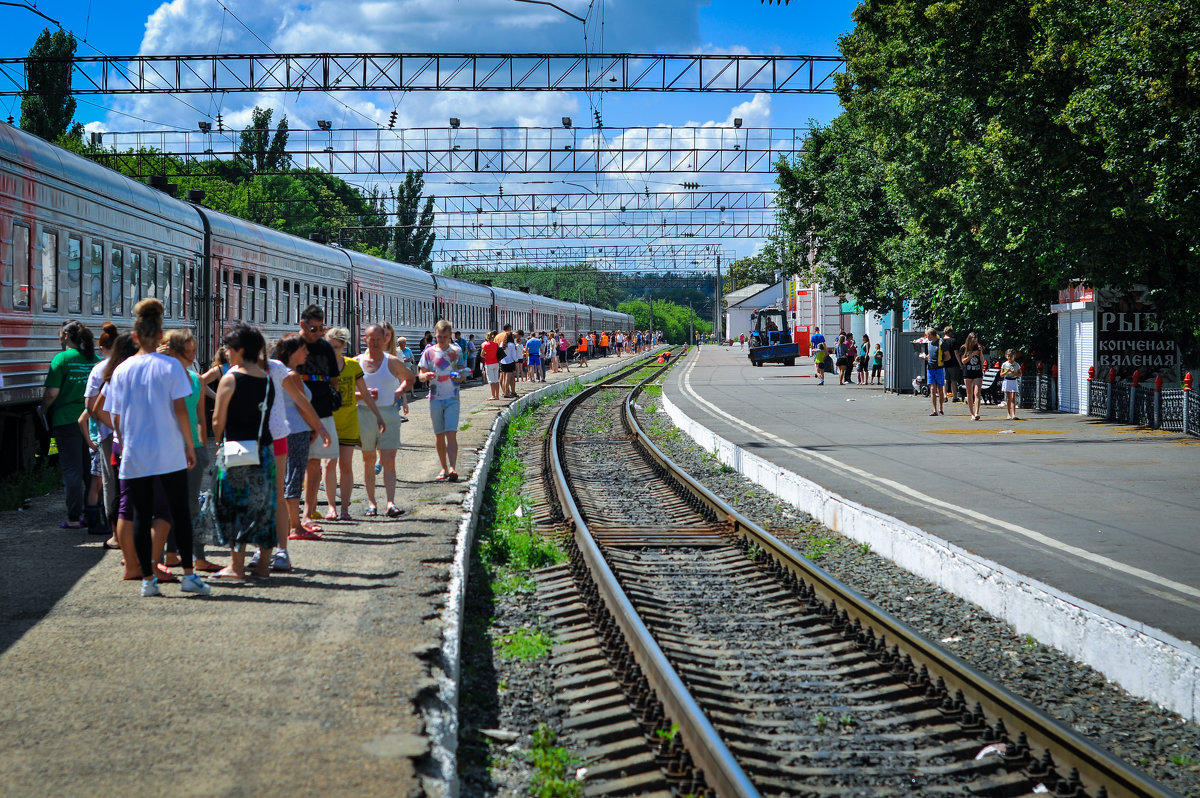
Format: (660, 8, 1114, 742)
(713, 253, 723, 342)
(689, 305, 695, 346)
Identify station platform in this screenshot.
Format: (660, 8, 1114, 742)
(665, 344, 1200, 719)
(0, 351, 643, 797)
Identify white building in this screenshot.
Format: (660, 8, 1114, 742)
(725, 282, 780, 341)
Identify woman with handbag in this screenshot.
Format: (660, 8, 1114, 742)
(209, 324, 277, 582)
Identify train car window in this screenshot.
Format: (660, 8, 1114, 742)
(232, 271, 243, 321)
(11, 222, 30, 310)
(173, 260, 184, 319)
(89, 241, 103, 315)
(110, 248, 123, 316)
(271, 278, 279, 324)
(246, 272, 256, 321)
(40, 229, 58, 312)
(260, 278, 268, 324)
(128, 251, 141, 305)
(144, 253, 156, 299)
(67, 235, 82, 314)
(283, 281, 291, 324)
(161, 257, 172, 317)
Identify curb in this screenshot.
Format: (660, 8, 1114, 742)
(427, 350, 663, 796)
(660, 388, 1200, 724)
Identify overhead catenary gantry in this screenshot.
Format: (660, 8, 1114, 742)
(431, 243, 728, 272)
(0, 52, 843, 95)
(435, 190, 776, 214)
(87, 126, 805, 176)
(338, 213, 775, 241)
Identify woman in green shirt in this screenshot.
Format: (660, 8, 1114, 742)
(41, 321, 100, 529)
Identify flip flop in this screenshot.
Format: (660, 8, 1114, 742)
(102, 539, 121, 550)
(434, 473, 447, 482)
(193, 560, 223, 573)
(364, 506, 379, 517)
(385, 505, 404, 518)
(324, 509, 338, 521)
(59, 520, 86, 530)
(447, 472, 459, 482)
(208, 571, 245, 583)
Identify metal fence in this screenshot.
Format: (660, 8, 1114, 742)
(1085, 374, 1200, 436)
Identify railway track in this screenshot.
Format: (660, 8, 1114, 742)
(535, 351, 1176, 797)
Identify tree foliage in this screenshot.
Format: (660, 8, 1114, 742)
(238, 107, 290, 174)
(21, 28, 79, 143)
(776, 0, 1200, 360)
(617, 299, 710, 343)
(723, 253, 778, 296)
(391, 170, 436, 271)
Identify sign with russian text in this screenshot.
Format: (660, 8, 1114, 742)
(1095, 288, 1179, 382)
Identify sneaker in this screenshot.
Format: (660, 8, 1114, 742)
(247, 549, 261, 569)
(271, 548, 292, 572)
(180, 573, 211, 595)
(141, 577, 162, 597)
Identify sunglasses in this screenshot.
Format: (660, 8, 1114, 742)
(305, 325, 325, 334)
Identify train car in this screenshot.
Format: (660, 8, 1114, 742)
(492, 285, 535, 334)
(432, 274, 492, 343)
(195, 206, 352, 364)
(0, 123, 205, 470)
(347, 249, 436, 349)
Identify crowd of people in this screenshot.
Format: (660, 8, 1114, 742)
(39, 308, 652, 597)
(809, 327, 883, 387)
(913, 326, 1022, 420)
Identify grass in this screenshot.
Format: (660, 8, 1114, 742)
(478, 405, 565, 573)
(0, 458, 62, 512)
(641, 383, 663, 397)
(495, 626, 555, 661)
(527, 724, 582, 798)
(493, 572, 537, 595)
(1171, 754, 1195, 767)
(460, 421, 472, 431)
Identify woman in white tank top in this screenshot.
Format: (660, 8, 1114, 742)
(356, 325, 415, 517)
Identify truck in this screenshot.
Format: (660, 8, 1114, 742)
(747, 308, 800, 367)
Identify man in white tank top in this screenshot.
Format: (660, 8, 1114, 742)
(356, 324, 415, 518)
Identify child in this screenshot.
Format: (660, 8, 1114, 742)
(870, 344, 883, 384)
(999, 349, 1022, 420)
(856, 348, 869, 384)
(813, 343, 828, 385)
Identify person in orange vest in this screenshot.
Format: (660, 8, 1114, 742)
(577, 334, 589, 367)
(599, 331, 609, 357)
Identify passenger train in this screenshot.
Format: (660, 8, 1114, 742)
(0, 123, 632, 472)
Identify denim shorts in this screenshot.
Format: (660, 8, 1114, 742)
(429, 398, 460, 435)
(285, 431, 310, 499)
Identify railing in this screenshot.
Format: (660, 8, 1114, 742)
(1085, 368, 1199, 436)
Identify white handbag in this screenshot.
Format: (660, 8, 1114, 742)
(217, 379, 272, 469)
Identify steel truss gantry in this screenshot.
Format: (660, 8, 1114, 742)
(429, 243, 727, 271)
(435, 190, 776, 214)
(87, 126, 804, 175)
(339, 212, 776, 241)
(0, 52, 843, 96)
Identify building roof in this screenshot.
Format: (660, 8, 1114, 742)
(724, 283, 770, 305)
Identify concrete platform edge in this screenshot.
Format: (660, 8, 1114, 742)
(429, 350, 663, 796)
(661, 390, 1200, 723)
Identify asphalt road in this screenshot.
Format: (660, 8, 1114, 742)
(667, 344, 1200, 645)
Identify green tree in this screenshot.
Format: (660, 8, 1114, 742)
(238, 106, 290, 174)
(723, 253, 777, 295)
(618, 299, 709, 343)
(391, 170, 436, 271)
(20, 28, 78, 143)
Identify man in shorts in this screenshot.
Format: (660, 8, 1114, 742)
(809, 327, 826, 378)
(356, 324, 414, 518)
(942, 326, 962, 403)
(295, 305, 341, 536)
(915, 326, 950, 416)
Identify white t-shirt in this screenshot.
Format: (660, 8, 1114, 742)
(84, 357, 112, 439)
(267, 359, 291, 440)
(108, 352, 194, 479)
(503, 340, 519, 365)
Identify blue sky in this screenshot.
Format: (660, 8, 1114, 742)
(0, 0, 859, 262)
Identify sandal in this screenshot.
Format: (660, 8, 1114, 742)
(385, 505, 404, 518)
(324, 509, 338, 521)
(434, 472, 447, 482)
(447, 471, 459, 483)
(209, 569, 245, 583)
(193, 560, 223, 573)
(59, 520, 86, 530)
(364, 506, 378, 517)
(155, 565, 179, 583)
(338, 511, 352, 521)
(103, 539, 121, 550)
